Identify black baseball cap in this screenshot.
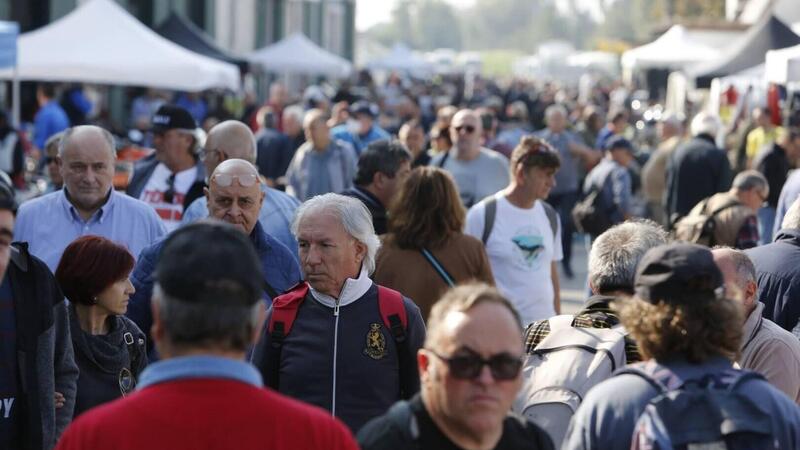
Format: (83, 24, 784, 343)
(155, 221, 264, 306)
(605, 136, 634, 153)
(151, 104, 197, 133)
(634, 243, 724, 304)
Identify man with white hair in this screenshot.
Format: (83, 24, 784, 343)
(665, 112, 732, 224)
(746, 197, 800, 336)
(252, 193, 426, 433)
(536, 104, 599, 278)
(285, 109, 358, 201)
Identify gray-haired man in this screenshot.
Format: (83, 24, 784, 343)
(252, 193, 426, 433)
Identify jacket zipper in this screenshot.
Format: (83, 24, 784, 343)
(331, 298, 341, 417)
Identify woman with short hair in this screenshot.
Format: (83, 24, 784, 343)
(55, 235, 147, 417)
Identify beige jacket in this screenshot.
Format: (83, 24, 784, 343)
(739, 302, 800, 403)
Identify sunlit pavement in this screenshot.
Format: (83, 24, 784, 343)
(558, 234, 591, 315)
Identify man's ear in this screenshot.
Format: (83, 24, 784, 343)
(418, 349, 432, 383)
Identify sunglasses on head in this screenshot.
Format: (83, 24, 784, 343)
(453, 125, 476, 134)
(428, 348, 522, 381)
(212, 173, 259, 187)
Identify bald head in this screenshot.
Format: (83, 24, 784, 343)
(206, 159, 264, 235)
(204, 121, 257, 176)
(712, 247, 757, 315)
(450, 109, 483, 157)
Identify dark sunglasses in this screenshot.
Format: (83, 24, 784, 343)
(428, 348, 522, 381)
(212, 173, 259, 187)
(453, 125, 476, 134)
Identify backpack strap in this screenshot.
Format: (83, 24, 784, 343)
(540, 200, 559, 239)
(263, 280, 279, 301)
(378, 286, 415, 399)
(265, 282, 310, 389)
(436, 150, 450, 169)
(708, 199, 742, 217)
(120, 319, 144, 375)
(420, 248, 456, 287)
(615, 362, 674, 394)
(385, 400, 421, 444)
(482, 196, 497, 245)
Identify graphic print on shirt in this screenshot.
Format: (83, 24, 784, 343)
(510, 225, 545, 269)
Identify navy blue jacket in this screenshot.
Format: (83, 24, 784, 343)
(127, 221, 301, 358)
(746, 229, 800, 332)
(251, 283, 426, 433)
(665, 134, 732, 221)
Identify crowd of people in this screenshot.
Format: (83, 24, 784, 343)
(2, 72, 800, 449)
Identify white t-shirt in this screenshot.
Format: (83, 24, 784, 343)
(465, 194, 563, 326)
(139, 163, 196, 232)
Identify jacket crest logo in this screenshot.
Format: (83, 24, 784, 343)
(364, 323, 387, 360)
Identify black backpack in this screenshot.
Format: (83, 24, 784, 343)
(572, 170, 615, 237)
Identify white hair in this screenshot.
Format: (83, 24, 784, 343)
(782, 197, 800, 230)
(588, 220, 669, 293)
(291, 193, 381, 274)
(690, 112, 721, 138)
(545, 103, 568, 121)
(283, 104, 305, 124)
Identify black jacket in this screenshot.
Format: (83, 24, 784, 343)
(665, 134, 732, 222)
(69, 305, 147, 418)
(754, 142, 790, 208)
(8, 242, 78, 450)
(340, 186, 388, 235)
(745, 229, 800, 332)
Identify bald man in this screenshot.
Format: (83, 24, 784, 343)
(15, 125, 166, 270)
(128, 158, 302, 360)
(182, 120, 300, 258)
(430, 109, 509, 207)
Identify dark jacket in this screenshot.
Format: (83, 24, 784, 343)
(127, 221, 301, 360)
(665, 134, 732, 222)
(251, 283, 426, 433)
(357, 394, 554, 450)
(255, 128, 294, 180)
(68, 305, 147, 418)
(125, 155, 205, 212)
(340, 186, 387, 235)
(8, 242, 79, 450)
(745, 229, 800, 332)
(754, 141, 790, 209)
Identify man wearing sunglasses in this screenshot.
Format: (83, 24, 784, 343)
(358, 284, 554, 450)
(127, 159, 301, 361)
(431, 109, 509, 208)
(127, 105, 205, 232)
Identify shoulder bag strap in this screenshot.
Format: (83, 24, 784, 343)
(482, 196, 497, 245)
(420, 248, 456, 287)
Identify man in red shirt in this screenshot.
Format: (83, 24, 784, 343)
(55, 221, 358, 450)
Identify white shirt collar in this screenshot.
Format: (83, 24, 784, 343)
(309, 266, 372, 308)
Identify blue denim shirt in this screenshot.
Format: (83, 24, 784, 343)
(14, 189, 167, 271)
(330, 124, 390, 155)
(137, 355, 262, 390)
(181, 185, 300, 260)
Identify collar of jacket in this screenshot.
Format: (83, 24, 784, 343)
(310, 266, 371, 308)
(774, 228, 800, 245)
(10, 242, 28, 272)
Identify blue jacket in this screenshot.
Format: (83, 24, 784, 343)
(331, 124, 390, 154)
(251, 283, 426, 433)
(127, 221, 301, 359)
(745, 229, 800, 332)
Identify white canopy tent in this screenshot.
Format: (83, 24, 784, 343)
(248, 33, 352, 77)
(0, 0, 240, 91)
(366, 43, 431, 74)
(622, 25, 721, 71)
(766, 44, 800, 84)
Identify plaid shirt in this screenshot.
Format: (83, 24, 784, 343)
(735, 215, 760, 249)
(524, 295, 641, 363)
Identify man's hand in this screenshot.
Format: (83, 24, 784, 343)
(55, 391, 65, 409)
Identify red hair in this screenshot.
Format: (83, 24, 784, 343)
(55, 235, 135, 305)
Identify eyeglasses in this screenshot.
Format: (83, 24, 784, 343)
(163, 173, 175, 204)
(211, 173, 259, 187)
(453, 125, 476, 134)
(427, 348, 522, 381)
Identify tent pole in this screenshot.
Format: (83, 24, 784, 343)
(11, 65, 19, 128)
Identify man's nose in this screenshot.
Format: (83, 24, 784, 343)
(474, 364, 495, 386)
